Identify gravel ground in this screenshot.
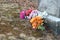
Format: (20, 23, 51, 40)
(0, 0, 59, 40)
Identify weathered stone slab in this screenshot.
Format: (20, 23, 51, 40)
(38, 0, 60, 18)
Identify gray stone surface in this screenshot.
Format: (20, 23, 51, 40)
(38, 0, 60, 18)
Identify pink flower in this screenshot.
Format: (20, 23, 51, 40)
(20, 10, 26, 19)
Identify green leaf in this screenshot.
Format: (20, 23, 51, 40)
(38, 25, 45, 31)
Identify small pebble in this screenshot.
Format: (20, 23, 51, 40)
(6, 32, 13, 36)
(13, 27, 19, 30)
(0, 34, 7, 40)
(27, 36, 36, 40)
(19, 33, 27, 38)
(0, 22, 6, 25)
(8, 36, 17, 40)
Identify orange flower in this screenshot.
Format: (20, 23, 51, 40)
(30, 17, 37, 23)
(32, 22, 37, 29)
(30, 16, 44, 29)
